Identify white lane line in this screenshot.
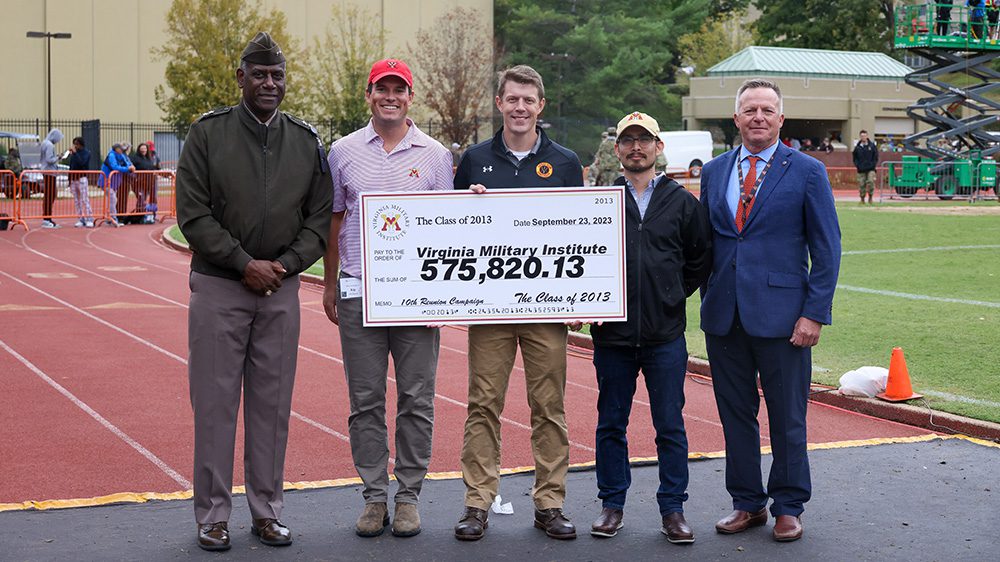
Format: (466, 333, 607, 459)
(842, 244, 1000, 256)
(22, 233, 592, 453)
(922, 390, 1000, 409)
(0, 337, 191, 489)
(296, 341, 595, 452)
(0, 271, 188, 363)
(0, 270, 351, 450)
(837, 284, 1000, 308)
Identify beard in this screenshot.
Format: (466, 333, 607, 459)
(622, 158, 655, 174)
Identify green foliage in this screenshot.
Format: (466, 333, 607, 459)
(301, 5, 384, 143)
(678, 9, 757, 77)
(494, 0, 713, 158)
(753, 0, 895, 54)
(152, 0, 301, 135)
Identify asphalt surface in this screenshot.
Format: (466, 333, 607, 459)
(2, 437, 996, 561)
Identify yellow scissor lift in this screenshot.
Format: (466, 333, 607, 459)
(890, 3, 1000, 200)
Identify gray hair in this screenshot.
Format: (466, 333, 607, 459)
(735, 78, 783, 114)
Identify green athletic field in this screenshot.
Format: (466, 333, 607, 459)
(168, 204, 1000, 423)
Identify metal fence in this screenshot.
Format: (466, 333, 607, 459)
(0, 118, 185, 170)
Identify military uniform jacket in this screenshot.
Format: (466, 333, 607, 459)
(177, 104, 333, 280)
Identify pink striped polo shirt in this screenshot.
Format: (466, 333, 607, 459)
(329, 119, 453, 277)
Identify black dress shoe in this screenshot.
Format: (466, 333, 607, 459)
(661, 512, 695, 544)
(534, 508, 577, 539)
(251, 518, 292, 546)
(590, 507, 624, 538)
(455, 507, 489, 541)
(197, 521, 230, 551)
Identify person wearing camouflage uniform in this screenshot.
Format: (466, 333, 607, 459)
(594, 126, 620, 185)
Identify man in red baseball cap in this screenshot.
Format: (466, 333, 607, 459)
(324, 57, 452, 539)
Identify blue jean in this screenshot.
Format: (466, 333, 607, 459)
(593, 337, 689, 515)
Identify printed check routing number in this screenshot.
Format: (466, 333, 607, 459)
(358, 187, 627, 326)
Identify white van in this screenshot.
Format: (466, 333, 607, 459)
(657, 130, 713, 178)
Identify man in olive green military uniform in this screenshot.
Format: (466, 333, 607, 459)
(594, 126, 620, 185)
(176, 32, 332, 552)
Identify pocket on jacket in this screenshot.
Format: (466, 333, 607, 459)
(767, 271, 805, 288)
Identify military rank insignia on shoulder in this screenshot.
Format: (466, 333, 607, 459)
(286, 113, 329, 174)
(196, 106, 233, 122)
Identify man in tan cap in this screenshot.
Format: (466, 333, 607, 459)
(176, 31, 332, 551)
(587, 111, 710, 543)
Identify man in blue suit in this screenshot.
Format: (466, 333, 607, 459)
(699, 79, 841, 542)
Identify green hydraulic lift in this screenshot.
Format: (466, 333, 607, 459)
(891, 3, 1000, 199)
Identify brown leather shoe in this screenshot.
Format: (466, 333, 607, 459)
(534, 508, 577, 539)
(590, 507, 624, 538)
(661, 512, 694, 544)
(197, 521, 230, 551)
(454, 507, 489, 541)
(251, 518, 292, 546)
(715, 508, 768, 534)
(773, 515, 803, 542)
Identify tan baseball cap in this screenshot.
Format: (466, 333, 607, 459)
(616, 111, 660, 137)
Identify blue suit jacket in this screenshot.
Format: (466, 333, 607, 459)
(700, 142, 841, 338)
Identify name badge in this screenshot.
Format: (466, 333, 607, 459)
(339, 276, 362, 300)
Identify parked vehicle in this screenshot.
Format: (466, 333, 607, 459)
(657, 130, 713, 178)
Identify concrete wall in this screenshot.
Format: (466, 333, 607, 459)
(683, 75, 928, 144)
(2, 0, 493, 124)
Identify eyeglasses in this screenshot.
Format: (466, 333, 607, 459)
(617, 135, 657, 148)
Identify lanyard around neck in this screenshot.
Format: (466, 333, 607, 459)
(736, 152, 776, 204)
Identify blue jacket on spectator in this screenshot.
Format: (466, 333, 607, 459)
(99, 147, 132, 188)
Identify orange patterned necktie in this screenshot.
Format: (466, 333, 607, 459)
(736, 156, 759, 232)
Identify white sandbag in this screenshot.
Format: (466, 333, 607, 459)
(838, 366, 889, 397)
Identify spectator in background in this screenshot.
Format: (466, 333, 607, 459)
(937, 0, 953, 36)
(146, 140, 162, 168)
(799, 138, 814, 151)
(131, 142, 159, 218)
(789, 138, 801, 150)
(99, 143, 134, 227)
(39, 128, 64, 228)
(852, 130, 879, 205)
(969, 0, 985, 39)
(987, 0, 999, 39)
(450, 142, 463, 167)
(2, 148, 23, 199)
(68, 137, 94, 227)
(818, 138, 834, 153)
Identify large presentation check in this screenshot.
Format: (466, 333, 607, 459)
(359, 187, 627, 326)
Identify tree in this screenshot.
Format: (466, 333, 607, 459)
(495, 0, 714, 158)
(677, 9, 757, 77)
(407, 8, 493, 146)
(152, 0, 301, 134)
(753, 0, 895, 54)
(301, 5, 384, 142)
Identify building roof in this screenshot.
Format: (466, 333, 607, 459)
(707, 46, 912, 81)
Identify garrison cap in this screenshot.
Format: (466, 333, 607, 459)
(241, 32, 285, 65)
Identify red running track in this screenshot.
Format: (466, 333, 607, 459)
(0, 223, 932, 505)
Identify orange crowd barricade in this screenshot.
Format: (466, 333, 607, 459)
(104, 170, 176, 225)
(0, 170, 23, 230)
(15, 170, 108, 230)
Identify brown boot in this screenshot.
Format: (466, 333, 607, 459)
(355, 502, 389, 537)
(454, 507, 489, 541)
(392, 503, 421, 537)
(590, 507, 623, 538)
(661, 512, 694, 544)
(534, 508, 577, 539)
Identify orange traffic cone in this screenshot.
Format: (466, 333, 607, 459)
(876, 347, 923, 402)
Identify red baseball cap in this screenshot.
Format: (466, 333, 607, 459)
(368, 58, 413, 88)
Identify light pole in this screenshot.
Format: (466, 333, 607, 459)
(26, 31, 72, 133)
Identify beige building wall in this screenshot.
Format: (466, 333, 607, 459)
(683, 75, 928, 142)
(2, 0, 493, 124)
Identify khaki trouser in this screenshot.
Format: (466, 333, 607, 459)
(857, 170, 876, 196)
(188, 272, 300, 524)
(461, 323, 569, 510)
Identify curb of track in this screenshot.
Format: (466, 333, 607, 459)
(568, 331, 1000, 442)
(162, 226, 1000, 443)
